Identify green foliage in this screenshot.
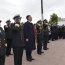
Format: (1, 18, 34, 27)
(49, 13, 58, 25)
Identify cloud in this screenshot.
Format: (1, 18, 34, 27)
(0, 0, 65, 27)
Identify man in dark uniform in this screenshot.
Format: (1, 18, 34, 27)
(36, 20, 44, 55)
(51, 25, 55, 41)
(55, 25, 59, 40)
(0, 20, 6, 65)
(58, 26, 63, 39)
(42, 19, 49, 50)
(4, 20, 12, 56)
(12, 15, 25, 65)
(23, 15, 36, 62)
(62, 25, 65, 39)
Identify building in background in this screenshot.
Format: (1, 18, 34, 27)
(58, 17, 65, 26)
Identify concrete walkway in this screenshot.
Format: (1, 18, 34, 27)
(5, 39, 65, 65)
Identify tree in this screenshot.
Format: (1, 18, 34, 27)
(49, 13, 58, 25)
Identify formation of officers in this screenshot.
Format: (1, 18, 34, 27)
(0, 14, 65, 65)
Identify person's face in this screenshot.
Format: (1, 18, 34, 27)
(15, 18, 21, 23)
(28, 16, 32, 22)
(7, 22, 11, 25)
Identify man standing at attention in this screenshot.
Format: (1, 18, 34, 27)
(23, 15, 36, 62)
(12, 15, 25, 65)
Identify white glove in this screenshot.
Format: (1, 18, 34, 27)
(15, 24, 19, 27)
(26, 39, 29, 42)
(5, 44, 7, 47)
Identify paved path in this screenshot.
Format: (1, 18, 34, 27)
(5, 39, 65, 65)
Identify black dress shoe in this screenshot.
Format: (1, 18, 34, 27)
(44, 48, 49, 50)
(6, 53, 13, 56)
(37, 52, 44, 55)
(37, 53, 42, 55)
(27, 59, 32, 62)
(52, 39, 54, 41)
(31, 58, 35, 60)
(9, 53, 13, 55)
(41, 52, 44, 54)
(48, 41, 50, 43)
(6, 54, 10, 57)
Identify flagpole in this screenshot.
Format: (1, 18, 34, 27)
(41, 0, 44, 21)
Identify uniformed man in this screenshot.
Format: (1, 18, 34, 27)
(48, 25, 51, 40)
(58, 26, 63, 39)
(4, 20, 12, 56)
(51, 25, 55, 41)
(0, 20, 6, 65)
(36, 20, 44, 55)
(42, 19, 49, 50)
(12, 15, 25, 65)
(54, 25, 58, 40)
(62, 25, 65, 39)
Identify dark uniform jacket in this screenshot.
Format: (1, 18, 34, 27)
(0, 27, 6, 57)
(12, 23, 25, 47)
(23, 21, 36, 51)
(4, 25, 12, 39)
(36, 24, 42, 42)
(42, 24, 48, 43)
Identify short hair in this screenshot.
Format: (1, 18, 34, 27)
(26, 15, 31, 20)
(6, 20, 11, 23)
(37, 20, 42, 24)
(43, 19, 48, 23)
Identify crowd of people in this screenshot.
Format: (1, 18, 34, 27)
(0, 14, 65, 65)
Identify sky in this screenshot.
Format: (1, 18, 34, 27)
(0, 0, 65, 27)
